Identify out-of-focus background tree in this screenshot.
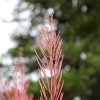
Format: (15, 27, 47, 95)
(0, 0, 100, 100)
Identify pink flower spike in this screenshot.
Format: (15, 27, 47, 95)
(35, 16, 64, 100)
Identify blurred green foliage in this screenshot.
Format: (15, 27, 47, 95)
(8, 0, 100, 99)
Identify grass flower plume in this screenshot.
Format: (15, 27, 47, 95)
(35, 16, 64, 100)
(0, 61, 33, 100)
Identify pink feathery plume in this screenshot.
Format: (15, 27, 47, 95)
(35, 15, 64, 100)
(0, 58, 33, 100)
